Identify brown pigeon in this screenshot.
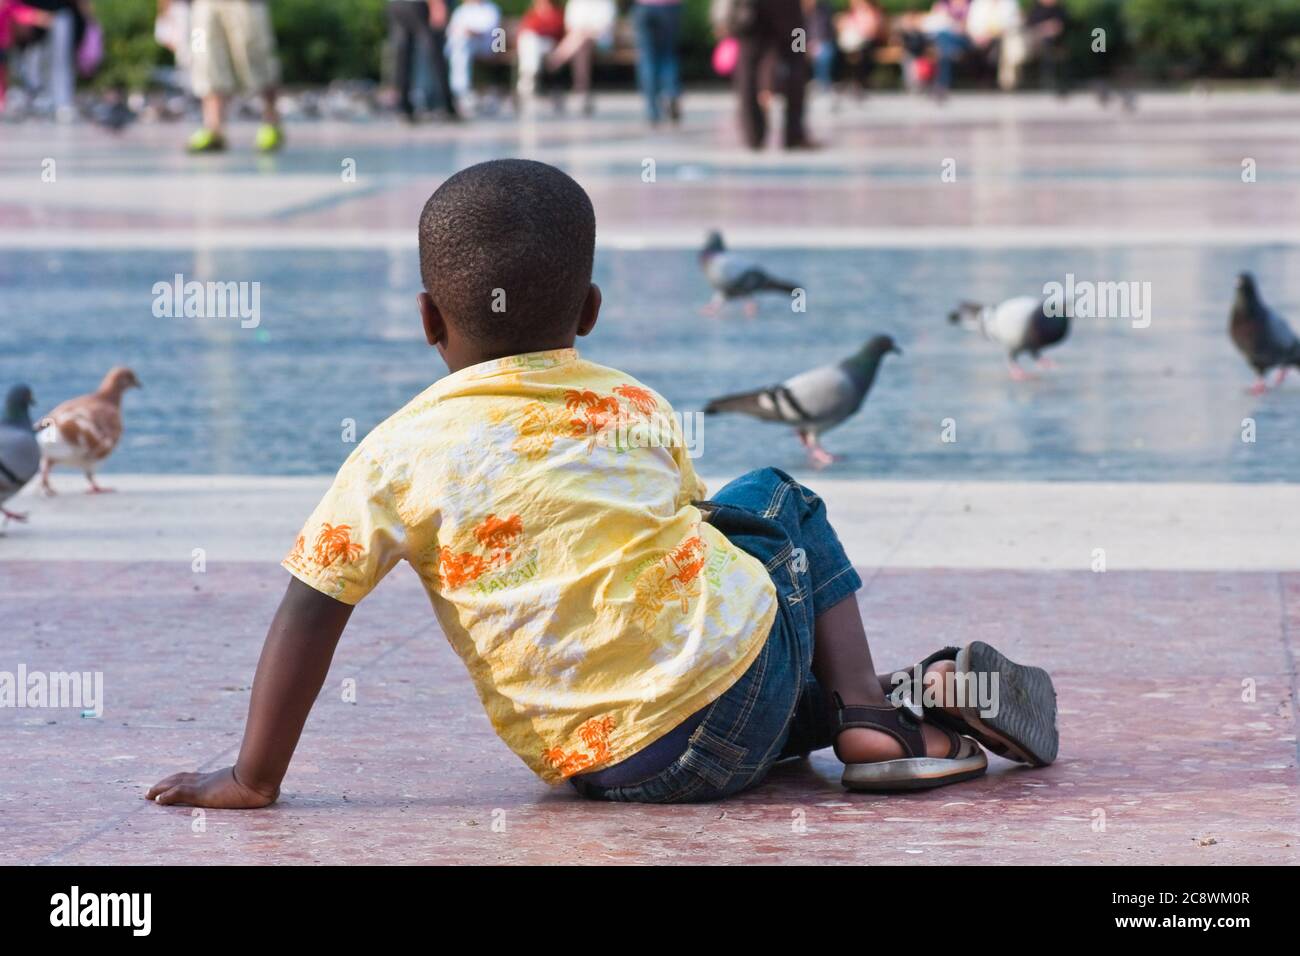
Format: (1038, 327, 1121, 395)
(37, 367, 142, 494)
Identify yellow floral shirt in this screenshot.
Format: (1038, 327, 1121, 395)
(283, 348, 777, 783)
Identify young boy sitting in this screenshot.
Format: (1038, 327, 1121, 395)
(148, 160, 1058, 808)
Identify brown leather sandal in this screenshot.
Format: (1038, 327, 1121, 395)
(909, 642, 1059, 767)
(834, 694, 987, 792)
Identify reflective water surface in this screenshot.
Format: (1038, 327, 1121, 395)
(3, 245, 1298, 480)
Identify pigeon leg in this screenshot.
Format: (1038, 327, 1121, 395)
(39, 458, 56, 495)
(1007, 358, 1032, 381)
(1249, 377, 1269, 396)
(85, 471, 115, 494)
(807, 436, 837, 468)
(1, 508, 28, 523)
(743, 300, 759, 319)
(699, 296, 724, 317)
(1036, 355, 1059, 371)
(1274, 367, 1289, 387)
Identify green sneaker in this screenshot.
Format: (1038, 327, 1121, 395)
(186, 128, 227, 153)
(255, 123, 284, 153)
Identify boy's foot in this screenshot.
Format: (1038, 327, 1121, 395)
(255, 123, 285, 153)
(834, 714, 955, 763)
(914, 643, 1059, 766)
(186, 128, 227, 153)
(833, 695, 987, 791)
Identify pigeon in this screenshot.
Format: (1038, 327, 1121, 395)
(698, 231, 801, 316)
(1229, 272, 1300, 395)
(0, 385, 40, 526)
(949, 295, 1069, 380)
(37, 366, 141, 495)
(89, 94, 138, 133)
(704, 335, 901, 466)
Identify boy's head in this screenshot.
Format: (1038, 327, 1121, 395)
(417, 159, 599, 369)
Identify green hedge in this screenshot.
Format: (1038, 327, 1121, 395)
(90, 0, 1300, 91)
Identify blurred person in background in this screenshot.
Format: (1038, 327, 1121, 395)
(966, 0, 1024, 90)
(0, 0, 50, 111)
(719, 0, 814, 150)
(922, 0, 969, 99)
(18, 0, 86, 119)
(446, 0, 501, 111)
(632, 0, 682, 126)
(186, 0, 283, 153)
(1024, 0, 1067, 93)
(154, 0, 193, 92)
(894, 8, 935, 93)
(803, 0, 833, 96)
(389, 0, 457, 122)
(545, 0, 615, 115)
(833, 0, 884, 97)
(517, 0, 564, 104)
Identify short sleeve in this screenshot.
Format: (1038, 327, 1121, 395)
(282, 448, 407, 605)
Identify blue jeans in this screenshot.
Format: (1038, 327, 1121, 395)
(633, 3, 681, 122)
(932, 30, 971, 91)
(571, 468, 861, 803)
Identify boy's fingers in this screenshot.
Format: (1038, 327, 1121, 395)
(145, 773, 187, 799)
(154, 784, 198, 806)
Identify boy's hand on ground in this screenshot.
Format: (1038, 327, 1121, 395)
(146, 767, 278, 809)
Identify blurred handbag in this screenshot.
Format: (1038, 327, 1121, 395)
(76, 21, 103, 78)
(712, 36, 739, 76)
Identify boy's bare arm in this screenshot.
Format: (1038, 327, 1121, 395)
(146, 577, 353, 809)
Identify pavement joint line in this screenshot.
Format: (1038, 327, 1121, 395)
(857, 480, 952, 596)
(1275, 572, 1300, 773)
(35, 620, 425, 865)
(37, 739, 241, 866)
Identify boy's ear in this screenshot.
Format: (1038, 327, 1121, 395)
(418, 293, 447, 349)
(576, 283, 601, 338)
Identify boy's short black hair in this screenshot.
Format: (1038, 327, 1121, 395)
(419, 159, 596, 349)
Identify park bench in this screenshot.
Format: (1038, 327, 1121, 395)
(474, 15, 639, 74)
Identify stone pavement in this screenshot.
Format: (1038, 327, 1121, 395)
(1, 477, 1296, 865)
(5, 91, 1300, 248)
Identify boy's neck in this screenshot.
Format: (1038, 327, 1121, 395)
(441, 338, 577, 374)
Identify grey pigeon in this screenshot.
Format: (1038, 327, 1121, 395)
(699, 231, 800, 316)
(704, 335, 901, 466)
(1230, 272, 1300, 394)
(0, 385, 40, 526)
(949, 295, 1069, 380)
(90, 96, 138, 133)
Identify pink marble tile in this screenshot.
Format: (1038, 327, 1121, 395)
(2, 561, 1295, 865)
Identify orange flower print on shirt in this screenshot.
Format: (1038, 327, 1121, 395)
(438, 515, 525, 590)
(614, 384, 658, 417)
(631, 534, 708, 628)
(664, 536, 707, 611)
(511, 401, 571, 461)
(543, 715, 617, 777)
(437, 546, 489, 590)
(474, 513, 523, 562)
(565, 389, 621, 450)
(577, 715, 616, 763)
(311, 523, 364, 567)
